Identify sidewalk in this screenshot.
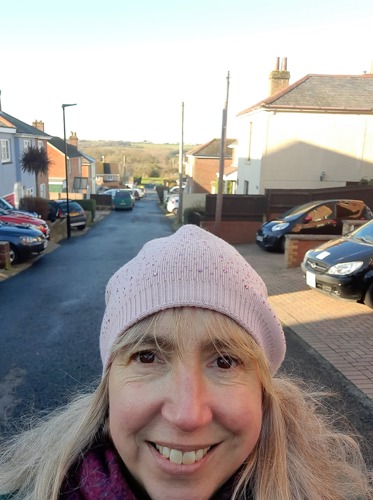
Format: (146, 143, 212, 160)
(235, 243, 373, 403)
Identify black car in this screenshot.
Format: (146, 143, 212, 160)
(0, 221, 47, 264)
(48, 200, 87, 230)
(301, 219, 373, 308)
(256, 199, 373, 252)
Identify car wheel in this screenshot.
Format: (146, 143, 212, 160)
(363, 283, 373, 309)
(9, 245, 19, 265)
(279, 237, 286, 253)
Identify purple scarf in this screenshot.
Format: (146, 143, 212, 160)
(60, 442, 245, 499)
(60, 444, 138, 499)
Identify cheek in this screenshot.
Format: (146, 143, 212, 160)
(220, 380, 263, 441)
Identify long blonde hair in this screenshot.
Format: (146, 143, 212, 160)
(0, 308, 372, 499)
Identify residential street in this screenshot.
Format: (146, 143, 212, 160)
(0, 193, 372, 466)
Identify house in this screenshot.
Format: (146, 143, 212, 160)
(45, 131, 97, 198)
(95, 161, 122, 189)
(235, 58, 373, 195)
(185, 138, 237, 194)
(0, 111, 51, 206)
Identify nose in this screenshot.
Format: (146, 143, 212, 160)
(162, 363, 213, 432)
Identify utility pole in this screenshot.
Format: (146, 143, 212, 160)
(177, 101, 184, 225)
(214, 71, 230, 236)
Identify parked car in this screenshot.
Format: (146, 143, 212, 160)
(100, 188, 136, 202)
(98, 188, 118, 197)
(0, 196, 39, 218)
(112, 189, 134, 210)
(169, 185, 184, 194)
(0, 221, 47, 264)
(301, 219, 373, 308)
(132, 187, 145, 199)
(135, 186, 145, 198)
(166, 195, 179, 215)
(0, 208, 50, 238)
(256, 199, 373, 252)
(48, 200, 87, 230)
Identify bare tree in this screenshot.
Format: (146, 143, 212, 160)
(21, 146, 52, 197)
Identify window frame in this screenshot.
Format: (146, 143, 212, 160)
(1, 139, 11, 162)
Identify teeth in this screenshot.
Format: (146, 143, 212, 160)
(155, 444, 211, 464)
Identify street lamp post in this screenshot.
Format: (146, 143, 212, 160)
(62, 103, 77, 239)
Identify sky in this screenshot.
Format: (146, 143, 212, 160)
(1, 0, 373, 145)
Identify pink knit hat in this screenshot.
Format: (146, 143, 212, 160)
(100, 225, 286, 374)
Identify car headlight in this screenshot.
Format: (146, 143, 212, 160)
(19, 236, 40, 245)
(327, 261, 364, 276)
(272, 222, 289, 231)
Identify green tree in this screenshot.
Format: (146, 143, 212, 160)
(21, 146, 52, 197)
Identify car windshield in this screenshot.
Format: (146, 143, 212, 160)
(115, 191, 130, 199)
(348, 221, 373, 244)
(281, 201, 322, 220)
(57, 202, 81, 211)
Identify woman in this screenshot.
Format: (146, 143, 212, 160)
(0, 225, 372, 499)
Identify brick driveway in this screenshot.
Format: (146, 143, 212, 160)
(235, 243, 373, 402)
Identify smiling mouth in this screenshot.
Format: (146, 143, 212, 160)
(153, 443, 211, 465)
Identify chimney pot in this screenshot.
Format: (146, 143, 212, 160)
(32, 120, 45, 132)
(268, 57, 290, 96)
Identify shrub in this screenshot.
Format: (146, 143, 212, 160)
(155, 185, 167, 203)
(183, 206, 205, 226)
(76, 198, 96, 223)
(19, 197, 50, 220)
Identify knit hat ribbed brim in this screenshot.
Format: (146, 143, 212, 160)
(100, 225, 286, 374)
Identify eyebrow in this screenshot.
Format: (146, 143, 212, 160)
(125, 333, 241, 354)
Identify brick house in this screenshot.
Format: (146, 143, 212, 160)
(185, 138, 237, 194)
(45, 132, 96, 197)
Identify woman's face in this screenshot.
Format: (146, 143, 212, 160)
(108, 311, 263, 500)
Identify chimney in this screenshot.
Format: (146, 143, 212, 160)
(32, 120, 45, 131)
(69, 131, 78, 148)
(269, 57, 290, 96)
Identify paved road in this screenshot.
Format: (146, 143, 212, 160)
(0, 193, 173, 429)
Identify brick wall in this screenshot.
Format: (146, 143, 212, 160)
(285, 235, 339, 268)
(201, 220, 262, 244)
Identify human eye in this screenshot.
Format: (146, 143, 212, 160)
(213, 354, 240, 370)
(131, 350, 159, 364)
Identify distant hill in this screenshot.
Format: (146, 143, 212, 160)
(79, 140, 198, 179)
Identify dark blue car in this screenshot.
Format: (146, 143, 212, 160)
(256, 199, 372, 252)
(0, 221, 47, 264)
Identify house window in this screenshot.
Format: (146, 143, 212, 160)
(24, 139, 32, 151)
(39, 183, 46, 198)
(1, 139, 11, 162)
(244, 180, 249, 194)
(38, 140, 43, 150)
(25, 187, 34, 196)
(247, 122, 253, 161)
